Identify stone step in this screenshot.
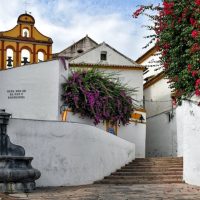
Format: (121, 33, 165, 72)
(121, 166, 183, 170)
(111, 171, 183, 176)
(133, 158, 183, 161)
(132, 161, 183, 164)
(135, 157, 183, 160)
(105, 175, 182, 180)
(121, 166, 183, 171)
(95, 157, 184, 185)
(117, 168, 183, 172)
(95, 179, 184, 184)
(129, 161, 183, 164)
(125, 164, 183, 167)
(124, 166, 183, 169)
(132, 162, 183, 164)
(128, 159, 183, 163)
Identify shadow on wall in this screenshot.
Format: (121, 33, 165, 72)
(146, 110, 177, 157)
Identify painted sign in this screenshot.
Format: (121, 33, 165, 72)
(7, 90, 26, 99)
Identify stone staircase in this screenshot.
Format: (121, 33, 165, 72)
(95, 157, 184, 184)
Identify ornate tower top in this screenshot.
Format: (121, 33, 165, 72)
(17, 13, 35, 25)
(0, 13, 53, 70)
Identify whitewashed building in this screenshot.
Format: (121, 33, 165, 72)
(61, 37, 146, 158)
(0, 59, 136, 187)
(136, 46, 177, 157)
(0, 36, 146, 158)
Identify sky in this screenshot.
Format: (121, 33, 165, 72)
(0, 0, 161, 60)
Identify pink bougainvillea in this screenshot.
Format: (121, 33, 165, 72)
(195, 0, 200, 6)
(190, 18, 197, 26)
(195, 79, 200, 96)
(133, 0, 200, 104)
(132, 6, 144, 18)
(163, 1, 174, 15)
(188, 64, 192, 72)
(191, 30, 199, 38)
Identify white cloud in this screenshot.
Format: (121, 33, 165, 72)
(0, 0, 154, 60)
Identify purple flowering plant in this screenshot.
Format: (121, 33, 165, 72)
(62, 69, 137, 125)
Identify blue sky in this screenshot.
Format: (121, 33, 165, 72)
(0, 0, 161, 59)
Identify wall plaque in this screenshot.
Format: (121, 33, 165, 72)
(7, 90, 26, 99)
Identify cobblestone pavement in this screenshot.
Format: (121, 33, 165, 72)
(1, 183, 200, 200)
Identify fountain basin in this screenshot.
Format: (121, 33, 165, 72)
(0, 156, 41, 193)
(0, 110, 41, 193)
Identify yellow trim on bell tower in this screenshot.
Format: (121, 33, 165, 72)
(0, 13, 53, 70)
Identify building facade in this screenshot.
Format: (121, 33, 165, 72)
(57, 37, 147, 157)
(53, 35, 98, 60)
(136, 46, 177, 157)
(0, 13, 53, 70)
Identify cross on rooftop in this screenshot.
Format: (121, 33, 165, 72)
(24, 0, 31, 14)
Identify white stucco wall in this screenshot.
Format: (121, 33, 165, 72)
(71, 43, 136, 66)
(176, 106, 183, 157)
(176, 98, 200, 186)
(118, 123, 146, 158)
(146, 111, 177, 157)
(117, 70, 143, 107)
(99, 69, 143, 107)
(144, 75, 178, 157)
(68, 67, 143, 108)
(142, 53, 162, 83)
(66, 110, 146, 158)
(0, 60, 67, 121)
(0, 59, 144, 118)
(144, 78, 172, 117)
(70, 42, 144, 106)
(7, 119, 135, 187)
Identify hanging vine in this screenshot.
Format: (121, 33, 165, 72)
(62, 69, 137, 125)
(133, 0, 200, 104)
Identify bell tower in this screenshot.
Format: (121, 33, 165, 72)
(0, 13, 53, 70)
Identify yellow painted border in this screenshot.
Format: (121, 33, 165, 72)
(129, 119, 146, 124)
(69, 63, 145, 71)
(136, 46, 157, 64)
(135, 108, 146, 113)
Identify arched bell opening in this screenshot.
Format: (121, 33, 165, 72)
(38, 51, 44, 62)
(6, 48, 14, 69)
(21, 49, 30, 65)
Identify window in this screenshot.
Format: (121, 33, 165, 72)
(77, 49, 84, 54)
(6, 48, 14, 69)
(100, 51, 107, 61)
(21, 49, 30, 65)
(22, 28, 29, 37)
(38, 51, 44, 62)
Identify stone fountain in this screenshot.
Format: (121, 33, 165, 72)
(0, 109, 41, 193)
